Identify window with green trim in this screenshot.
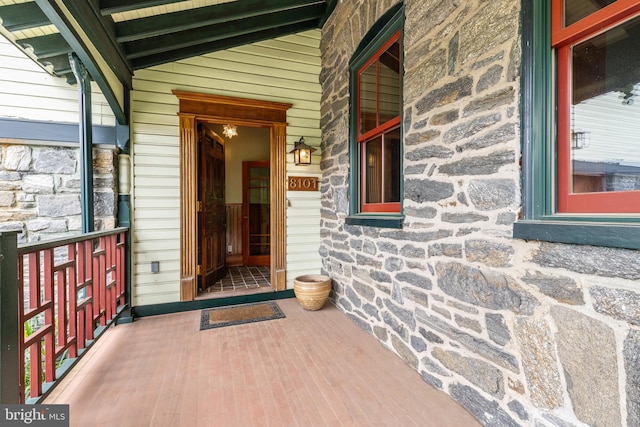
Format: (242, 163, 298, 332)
(515, 0, 640, 249)
(347, 4, 404, 228)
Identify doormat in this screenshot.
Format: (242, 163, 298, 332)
(199, 301, 285, 330)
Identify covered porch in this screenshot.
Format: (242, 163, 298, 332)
(43, 298, 480, 426)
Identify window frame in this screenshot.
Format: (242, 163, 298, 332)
(513, 0, 640, 250)
(346, 4, 404, 228)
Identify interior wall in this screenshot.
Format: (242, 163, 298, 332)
(207, 124, 270, 204)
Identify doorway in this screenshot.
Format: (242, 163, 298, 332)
(174, 90, 292, 301)
(243, 160, 271, 266)
(199, 126, 271, 296)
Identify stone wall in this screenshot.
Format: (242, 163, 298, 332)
(319, 1, 639, 426)
(0, 144, 118, 242)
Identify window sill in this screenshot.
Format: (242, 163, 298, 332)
(345, 214, 404, 228)
(513, 220, 640, 250)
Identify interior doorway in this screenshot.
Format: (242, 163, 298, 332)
(243, 160, 271, 266)
(174, 90, 292, 301)
(198, 125, 271, 296)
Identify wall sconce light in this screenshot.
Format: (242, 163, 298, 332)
(289, 137, 316, 166)
(571, 131, 590, 149)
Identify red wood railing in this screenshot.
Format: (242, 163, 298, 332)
(16, 228, 127, 403)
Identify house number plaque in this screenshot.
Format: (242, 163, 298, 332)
(287, 176, 319, 191)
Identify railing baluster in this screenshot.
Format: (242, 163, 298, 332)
(68, 243, 78, 359)
(13, 228, 128, 403)
(43, 249, 54, 384)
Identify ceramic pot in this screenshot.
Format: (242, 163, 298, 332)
(293, 274, 332, 310)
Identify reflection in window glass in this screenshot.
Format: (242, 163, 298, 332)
(365, 136, 382, 204)
(378, 40, 401, 125)
(360, 62, 377, 134)
(571, 16, 640, 193)
(383, 127, 401, 203)
(564, 0, 617, 27)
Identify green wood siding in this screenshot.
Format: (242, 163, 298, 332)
(130, 30, 323, 305)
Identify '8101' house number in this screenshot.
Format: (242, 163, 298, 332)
(287, 176, 319, 191)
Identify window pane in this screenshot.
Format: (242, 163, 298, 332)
(571, 16, 640, 194)
(564, 0, 617, 27)
(378, 40, 401, 125)
(360, 62, 377, 134)
(383, 127, 401, 203)
(364, 136, 382, 204)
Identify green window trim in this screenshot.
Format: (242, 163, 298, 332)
(513, 0, 640, 250)
(346, 3, 405, 229)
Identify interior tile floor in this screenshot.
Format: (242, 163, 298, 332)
(44, 298, 481, 427)
(202, 265, 271, 295)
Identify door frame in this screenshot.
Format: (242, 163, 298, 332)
(173, 90, 292, 300)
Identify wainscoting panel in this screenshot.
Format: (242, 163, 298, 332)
(226, 203, 243, 265)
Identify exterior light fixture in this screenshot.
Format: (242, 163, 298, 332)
(289, 137, 316, 166)
(571, 131, 590, 149)
(222, 124, 237, 139)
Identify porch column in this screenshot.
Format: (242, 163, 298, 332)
(117, 152, 133, 323)
(69, 53, 94, 233)
(0, 232, 20, 403)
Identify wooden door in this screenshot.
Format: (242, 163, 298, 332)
(199, 126, 226, 291)
(242, 161, 270, 266)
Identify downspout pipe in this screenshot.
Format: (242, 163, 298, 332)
(69, 53, 94, 233)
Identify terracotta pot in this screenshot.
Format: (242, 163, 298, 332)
(293, 274, 332, 311)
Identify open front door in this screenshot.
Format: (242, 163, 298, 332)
(199, 126, 226, 291)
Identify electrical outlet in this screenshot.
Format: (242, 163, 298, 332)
(227, 245, 232, 254)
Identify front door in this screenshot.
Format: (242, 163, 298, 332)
(199, 126, 226, 291)
(242, 161, 270, 266)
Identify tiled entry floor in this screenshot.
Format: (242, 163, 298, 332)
(203, 265, 271, 294)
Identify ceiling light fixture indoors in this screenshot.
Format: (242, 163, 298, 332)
(222, 124, 238, 139)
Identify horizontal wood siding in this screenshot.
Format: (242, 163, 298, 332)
(0, 36, 114, 126)
(131, 30, 323, 304)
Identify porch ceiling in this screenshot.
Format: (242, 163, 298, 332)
(0, 0, 336, 85)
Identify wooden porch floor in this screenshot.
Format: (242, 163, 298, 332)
(44, 298, 480, 427)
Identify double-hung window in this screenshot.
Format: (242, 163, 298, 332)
(515, 0, 640, 248)
(347, 4, 404, 228)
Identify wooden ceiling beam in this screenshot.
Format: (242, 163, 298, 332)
(130, 20, 314, 70)
(99, 0, 178, 16)
(16, 33, 71, 59)
(0, 2, 50, 32)
(123, 4, 324, 59)
(115, 0, 325, 42)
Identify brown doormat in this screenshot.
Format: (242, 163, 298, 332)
(200, 301, 285, 330)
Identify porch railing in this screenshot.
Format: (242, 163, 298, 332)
(0, 228, 128, 404)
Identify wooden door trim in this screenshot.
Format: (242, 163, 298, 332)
(175, 91, 291, 299)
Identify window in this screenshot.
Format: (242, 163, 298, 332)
(347, 4, 404, 228)
(515, 0, 640, 249)
(555, 0, 640, 213)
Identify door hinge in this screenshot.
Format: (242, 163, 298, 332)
(197, 264, 202, 275)
(196, 201, 203, 212)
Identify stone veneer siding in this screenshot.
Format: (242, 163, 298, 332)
(319, 1, 639, 426)
(0, 144, 117, 242)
